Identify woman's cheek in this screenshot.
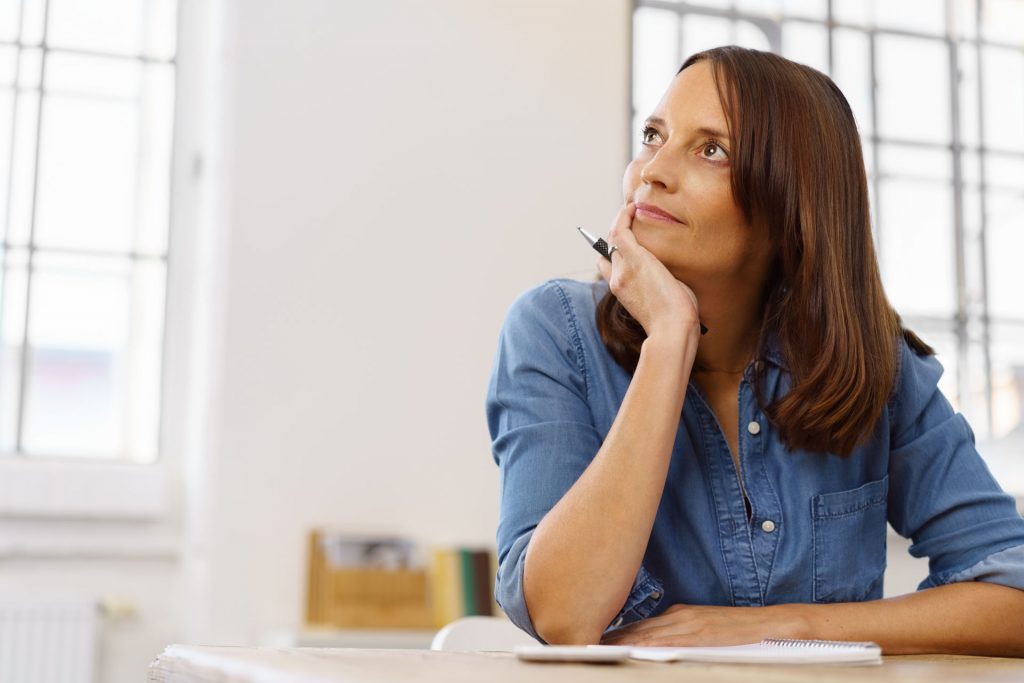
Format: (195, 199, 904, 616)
(622, 160, 643, 197)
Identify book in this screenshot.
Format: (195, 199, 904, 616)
(470, 550, 494, 617)
(427, 546, 501, 626)
(459, 550, 477, 617)
(618, 639, 882, 665)
(429, 548, 460, 627)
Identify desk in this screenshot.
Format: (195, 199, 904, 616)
(148, 646, 1024, 683)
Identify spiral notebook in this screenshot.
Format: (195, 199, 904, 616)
(621, 639, 882, 665)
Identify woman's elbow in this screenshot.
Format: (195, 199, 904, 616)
(533, 613, 604, 645)
(527, 589, 607, 645)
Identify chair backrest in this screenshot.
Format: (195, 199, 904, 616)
(430, 616, 538, 652)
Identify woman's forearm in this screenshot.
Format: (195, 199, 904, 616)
(794, 582, 1024, 656)
(524, 330, 697, 645)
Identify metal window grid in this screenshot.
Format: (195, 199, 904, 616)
(633, 0, 1024, 437)
(0, 0, 177, 460)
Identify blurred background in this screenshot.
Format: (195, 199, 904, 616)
(0, 1, 1020, 681)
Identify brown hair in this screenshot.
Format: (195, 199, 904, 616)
(596, 45, 934, 457)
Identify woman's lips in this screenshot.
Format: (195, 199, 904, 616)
(635, 203, 684, 224)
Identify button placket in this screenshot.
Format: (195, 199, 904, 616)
(692, 384, 761, 606)
(739, 400, 780, 603)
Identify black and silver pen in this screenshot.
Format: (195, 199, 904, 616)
(577, 226, 708, 336)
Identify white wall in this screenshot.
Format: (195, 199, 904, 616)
(188, 0, 634, 647)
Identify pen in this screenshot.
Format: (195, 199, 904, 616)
(577, 226, 708, 336)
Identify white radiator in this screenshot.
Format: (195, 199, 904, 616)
(0, 598, 98, 683)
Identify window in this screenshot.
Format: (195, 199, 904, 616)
(632, 1, 1024, 463)
(0, 0, 177, 463)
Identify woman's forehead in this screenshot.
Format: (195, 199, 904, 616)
(650, 62, 731, 136)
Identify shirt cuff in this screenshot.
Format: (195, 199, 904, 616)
(494, 529, 544, 642)
(603, 563, 665, 634)
(919, 544, 1024, 591)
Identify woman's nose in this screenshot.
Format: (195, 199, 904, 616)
(640, 150, 678, 192)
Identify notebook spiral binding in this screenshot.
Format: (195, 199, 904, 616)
(761, 639, 879, 650)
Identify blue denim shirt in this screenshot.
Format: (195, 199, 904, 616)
(486, 278, 1024, 642)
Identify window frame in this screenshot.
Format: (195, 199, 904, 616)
(0, 0, 177, 465)
(632, 0, 1024, 442)
(0, 0, 232, 522)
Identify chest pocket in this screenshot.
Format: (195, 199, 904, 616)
(811, 476, 889, 603)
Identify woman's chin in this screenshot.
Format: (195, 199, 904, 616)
(634, 232, 689, 265)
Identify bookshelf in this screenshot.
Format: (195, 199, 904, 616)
(304, 531, 501, 632)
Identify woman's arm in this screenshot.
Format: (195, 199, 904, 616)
(523, 202, 703, 645)
(525, 329, 695, 645)
(801, 581, 1024, 656)
(601, 581, 1024, 656)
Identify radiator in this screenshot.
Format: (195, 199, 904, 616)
(0, 598, 98, 683)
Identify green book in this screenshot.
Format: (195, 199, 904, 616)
(460, 548, 477, 616)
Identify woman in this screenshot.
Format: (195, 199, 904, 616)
(485, 46, 1024, 654)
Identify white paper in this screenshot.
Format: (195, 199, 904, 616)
(626, 641, 882, 665)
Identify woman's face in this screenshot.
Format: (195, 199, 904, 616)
(622, 61, 771, 286)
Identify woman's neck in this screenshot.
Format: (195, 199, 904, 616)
(690, 285, 764, 375)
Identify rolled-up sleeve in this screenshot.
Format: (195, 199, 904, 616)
(886, 340, 1024, 592)
(485, 281, 662, 642)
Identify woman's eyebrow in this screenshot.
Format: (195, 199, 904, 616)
(644, 116, 729, 140)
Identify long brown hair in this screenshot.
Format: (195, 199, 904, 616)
(596, 45, 934, 457)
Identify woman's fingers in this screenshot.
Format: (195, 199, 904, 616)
(596, 202, 634, 282)
(595, 199, 700, 339)
(607, 202, 637, 254)
(599, 605, 699, 645)
(596, 201, 636, 280)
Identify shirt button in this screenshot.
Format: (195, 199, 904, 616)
(612, 616, 624, 628)
(747, 421, 761, 435)
(761, 519, 776, 533)
(650, 591, 662, 600)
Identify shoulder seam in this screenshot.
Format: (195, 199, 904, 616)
(547, 280, 590, 402)
(887, 337, 904, 440)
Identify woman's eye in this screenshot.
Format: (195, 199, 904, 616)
(701, 140, 728, 161)
(640, 126, 661, 145)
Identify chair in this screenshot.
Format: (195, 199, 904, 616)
(430, 615, 538, 651)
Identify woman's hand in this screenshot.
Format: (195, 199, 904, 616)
(599, 603, 809, 647)
(596, 202, 701, 341)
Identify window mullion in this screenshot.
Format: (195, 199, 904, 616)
(974, 0, 994, 436)
(13, 0, 50, 455)
(868, 30, 882, 267)
(946, 0, 970, 419)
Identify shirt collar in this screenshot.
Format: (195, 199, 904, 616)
(591, 279, 788, 370)
(760, 328, 788, 371)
